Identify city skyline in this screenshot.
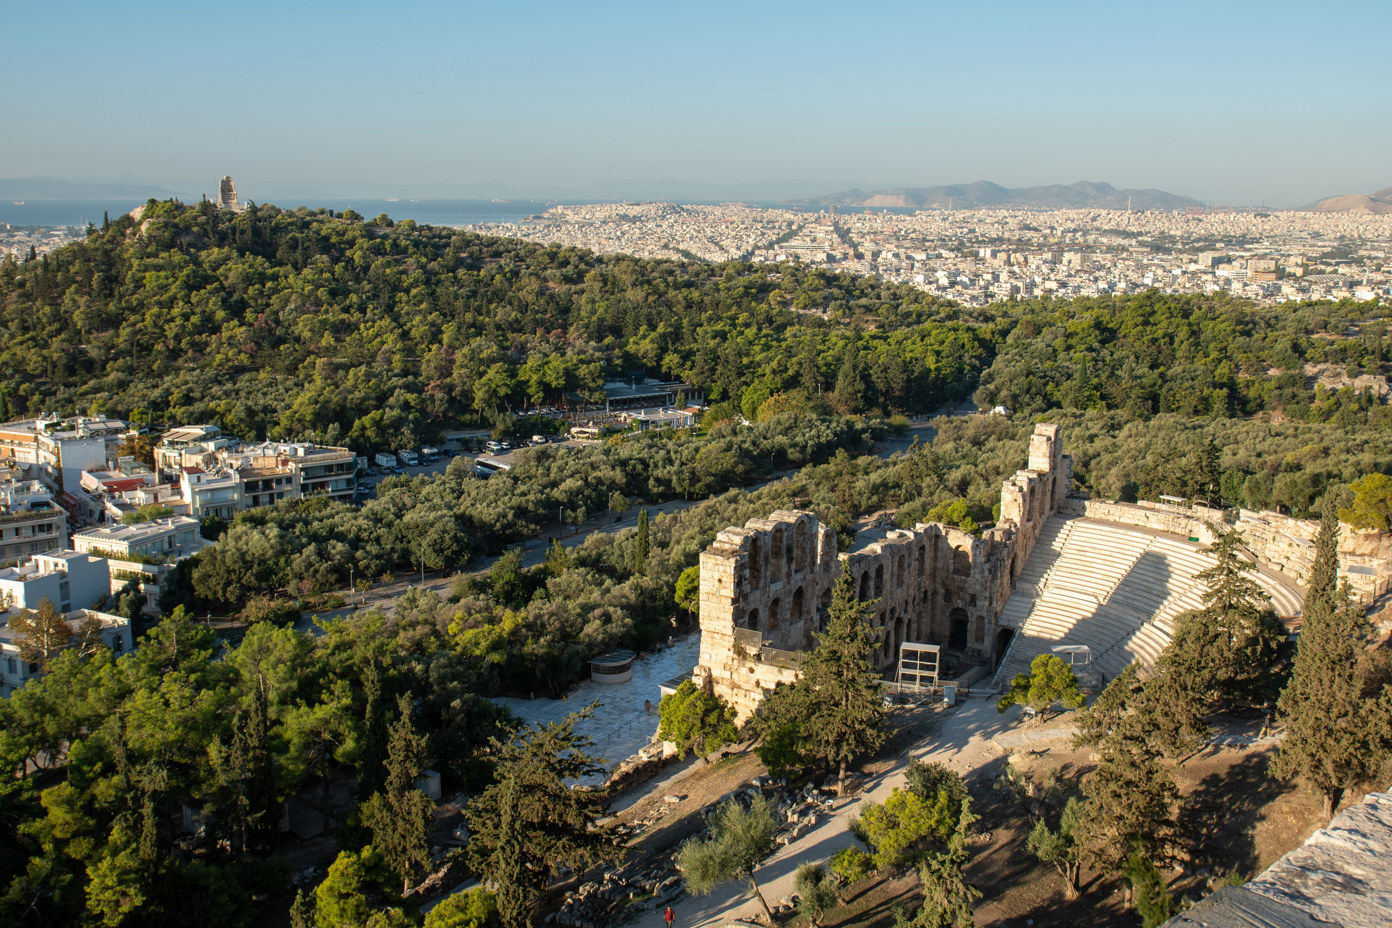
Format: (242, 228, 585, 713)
(4, 0, 1390, 207)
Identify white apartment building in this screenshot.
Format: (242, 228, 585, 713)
(0, 481, 69, 563)
(160, 427, 358, 519)
(72, 516, 202, 562)
(0, 550, 110, 614)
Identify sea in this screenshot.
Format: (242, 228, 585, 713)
(0, 198, 593, 230)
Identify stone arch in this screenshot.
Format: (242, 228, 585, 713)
(949, 607, 969, 650)
(744, 607, 759, 630)
(953, 547, 971, 577)
(769, 524, 787, 582)
(769, 597, 783, 631)
(748, 537, 763, 589)
(896, 552, 906, 587)
(859, 570, 871, 600)
(915, 544, 926, 579)
(792, 585, 805, 624)
(874, 564, 884, 598)
(886, 607, 899, 662)
(795, 521, 812, 574)
(973, 614, 985, 645)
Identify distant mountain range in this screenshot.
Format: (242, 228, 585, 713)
(791, 181, 1203, 211)
(1304, 186, 1392, 214)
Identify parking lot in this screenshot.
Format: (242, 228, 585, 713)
(353, 435, 595, 500)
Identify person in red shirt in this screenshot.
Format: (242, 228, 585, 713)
(664, 905, 675, 927)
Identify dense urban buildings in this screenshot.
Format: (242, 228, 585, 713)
(471, 204, 1392, 306)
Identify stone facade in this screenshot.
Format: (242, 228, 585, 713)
(696, 424, 1071, 719)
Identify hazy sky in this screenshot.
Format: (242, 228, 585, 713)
(5, 0, 1389, 205)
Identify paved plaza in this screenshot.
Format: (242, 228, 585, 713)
(490, 635, 700, 783)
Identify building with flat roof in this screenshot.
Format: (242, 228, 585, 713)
(33, 416, 132, 493)
(160, 428, 358, 517)
(72, 516, 201, 562)
(600, 380, 702, 413)
(155, 425, 236, 481)
(0, 550, 109, 614)
(0, 481, 68, 563)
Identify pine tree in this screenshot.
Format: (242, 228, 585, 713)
(289, 889, 312, 928)
(1082, 730, 1178, 874)
(1027, 796, 1085, 899)
(1124, 852, 1178, 925)
(361, 695, 435, 893)
(800, 569, 887, 796)
(464, 705, 609, 928)
(1275, 506, 1389, 818)
(657, 680, 738, 761)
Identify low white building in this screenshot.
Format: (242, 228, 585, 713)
(0, 550, 111, 613)
(72, 516, 202, 562)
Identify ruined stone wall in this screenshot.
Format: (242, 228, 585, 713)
(696, 424, 1072, 719)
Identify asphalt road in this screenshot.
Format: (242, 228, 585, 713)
(300, 422, 944, 632)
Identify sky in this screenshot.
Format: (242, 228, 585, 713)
(4, 0, 1390, 206)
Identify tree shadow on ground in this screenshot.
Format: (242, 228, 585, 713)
(1180, 747, 1291, 875)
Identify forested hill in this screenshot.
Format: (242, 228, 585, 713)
(0, 200, 984, 447)
(0, 198, 1384, 446)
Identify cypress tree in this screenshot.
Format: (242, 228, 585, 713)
(634, 508, 649, 573)
(361, 694, 434, 893)
(1274, 507, 1389, 818)
(241, 684, 277, 855)
(1162, 526, 1283, 708)
(799, 569, 886, 796)
(357, 661, 388, 798)
(464, 705, 609, 928)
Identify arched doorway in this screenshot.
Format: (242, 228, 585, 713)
(995, 627, 1015, 667)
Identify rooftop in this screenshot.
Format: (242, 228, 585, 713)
(74, 516, 197, 544)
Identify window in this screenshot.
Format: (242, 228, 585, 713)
(6, 658, 14, 674)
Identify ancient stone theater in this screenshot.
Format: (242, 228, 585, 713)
(694, 424, 1070, 719)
